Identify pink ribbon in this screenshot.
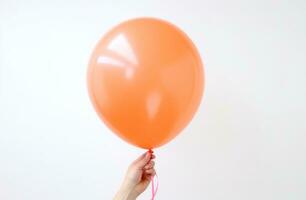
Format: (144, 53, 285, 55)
(148, 149, 158, 200)
(151, 173, 158, 200)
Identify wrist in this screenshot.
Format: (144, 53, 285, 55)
(114, 181, 135, 200)
(127, 190, 140, 200)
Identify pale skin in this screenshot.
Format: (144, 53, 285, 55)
(113, 151, 156, 200)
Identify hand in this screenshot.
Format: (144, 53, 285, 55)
(114, 151, 156, 200)
(126, 150, 156, 197)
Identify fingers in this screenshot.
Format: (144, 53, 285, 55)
(146, 167, 156, 175)
(133, 151, 153, 169)
(144, 171, 155, 180)
(144, 160, 155, 170)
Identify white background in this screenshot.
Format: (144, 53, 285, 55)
(1, 0, 306, 199)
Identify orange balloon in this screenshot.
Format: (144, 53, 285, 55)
(87, 18, 204, 149)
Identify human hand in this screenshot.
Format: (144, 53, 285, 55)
(114, 151, 156, 200)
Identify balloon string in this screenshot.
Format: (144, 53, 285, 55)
(149, 149, 158, 200)
(151, 173, 158, 200)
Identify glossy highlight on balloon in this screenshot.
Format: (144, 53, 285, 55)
(87, 18, 205, 149)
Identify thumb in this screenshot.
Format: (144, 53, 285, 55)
(134, 151, 151, 169)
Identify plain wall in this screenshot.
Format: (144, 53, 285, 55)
(1, 0, 306, 199)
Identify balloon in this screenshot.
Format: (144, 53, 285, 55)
(87, 18, 204, 149)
